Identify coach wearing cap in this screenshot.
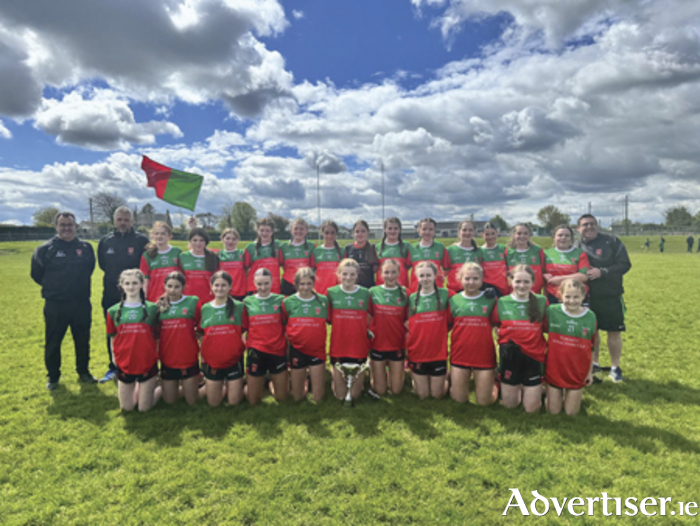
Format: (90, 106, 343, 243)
(97, 206, 149, 383)
(31, 211, 97, 390)
(574, 214, 631, 383)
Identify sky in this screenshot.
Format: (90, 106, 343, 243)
(1, 0, 700, 227)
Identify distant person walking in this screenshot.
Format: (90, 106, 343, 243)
(659, 236, 665, 253)
(97, 207, 149, 382)
(686, 235, 694, 253)
(31, 211, 97, 390)
(574, 215, 631, 383)
(644, 238, 650, 251)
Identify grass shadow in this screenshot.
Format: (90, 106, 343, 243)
(46, 383, 118, 426)
(587, 378, 700, 405)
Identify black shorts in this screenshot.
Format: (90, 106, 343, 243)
(247, 348, 288, 377)
(281, 280, 297, 296)
(232, 295, 246, 302)
(588, 295, 626, 332)
(409, 360, 447, 377)
(116, 364, 159, 384)
(499, 342, 542, 386)
(370, 349, 405, 362)
(161, 364, 200, 381)
(450, 362, 494, 371)
(289, 346, 324, 369)
(202, 358, 244, 381)
(330, 356, 366, 366)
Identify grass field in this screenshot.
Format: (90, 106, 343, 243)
(1, 236, 699, 524)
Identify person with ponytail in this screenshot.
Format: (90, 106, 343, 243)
(106, 269, 160, 411)
(406, 261, 451, 399)
(156, 272, 201, 406)
(375, 217, 410, 288)
(448, 263, 498, 405)
(140, 222, 182, 303)
(179, 228, 219, 305)
(369, 259, 409, 396)
(444, 219, 484, 294)
(407, 217, 447, 294)
(311, 220, 342, 295)
(244, 218, 282, 294)
(244, 268, 288, 404)
(199, 271, 247, 407)
(505, 223, 545, 294)
(280, 218, 315, 296)
(543, 225, 589, 304)
(218, 228, 246, 301)
(343, 219, 380, 289)
(327, 259, 373, 401)
(492, 265, 547, 413)
(283, 267, 329, 402)
(480, 222, 508, 297)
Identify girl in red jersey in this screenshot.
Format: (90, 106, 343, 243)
(505, 223, 545, 294)
(280, 218, 315, 296)
(369, 259, 409, 396)
(545, 279, 597, 416)
(480, 222, 508, 296)
(406, 261, 451, 399)
(327, 259, 373, 401)
(244, 268, 289, 404)
(448, 263, 498, 405)
(493, 265, 547, 413)
(283, 268, 329, 402)
(140, 221, 182, 302)
(375, 217, 410, 288)
(407, 218, 447, 293)
(244, 218, 282, 294)
(343, 219, 380, 289)
(156, 271, 201, 405)
(106, 269, 160, 412)
(218, 228, 246, 300)
(199, 271, 247, 407)
(179, 228, 219, 305)
(311, 220, 342, 295)
(543, 224, 589, 304)
(444, 219, 484, 294)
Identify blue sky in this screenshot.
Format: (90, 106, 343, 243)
(1, 0, 699, 227)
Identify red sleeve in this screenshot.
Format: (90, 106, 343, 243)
(442, 248, 451, 270)
(139, 256, 150, 277)
(579, 252, 590, 271)
(446, 302, 453, 328)
(406, 250, 412, 267)
(194, 302, 202, 331)
(327, 300, 333, 323)
(310, 252, 317, 267)
(490, 304, 500, 326)
(278, 246, 285, 264)
(281, 302, 289, 323)
(244, 249, 252, 269)
(106, 312, 116, 335)
(539, 248, 545, 267)
(367, 294, 374, 317)
(241, 306, 249, 332)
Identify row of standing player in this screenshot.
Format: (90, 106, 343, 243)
(138, 216, 591, 306)
(107, 257, 596, 417)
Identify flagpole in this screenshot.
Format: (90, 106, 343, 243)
(316, 161, 321, 241)
(381, 160, 385, 224)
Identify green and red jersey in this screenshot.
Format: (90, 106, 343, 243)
(140, 246, 182, 302)
(543, 247, 590, 298)
(505, 245, 546, 293)
(449, 292, 497, 369)
(327, 285, 372, 359)
(282, 293, 329, 361)
(106, 302, 159, 375)
(375, 241, 411, 288)
(545, 304, 597, 390)
(157, 295, 201, 369)
(280, 240, 315, 285)
(493, 294, 548, 363)
(244, 241, 282, 294)
(444, 244, 484, 293)
(480, 243, 508, 295)
(178, 251, 215, 305)
(369, 285, 409, 351)
(311, 245, 342, 295)
(218, 248, 246, 297)
(406, 288, 451, 363)
(407, 241, 447, 293)
(243, 293, 286, 356)
(199, 301, 247, 369)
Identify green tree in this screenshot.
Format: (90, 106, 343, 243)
(32, 206, 60, 227)
(266, 212, 289, 234)
(694, 210, 700, 226)
(664, 206, 692, 227)
(229, 202, 257, 236)
(488, 214, 509, 232)
(537, 205, 571, 232)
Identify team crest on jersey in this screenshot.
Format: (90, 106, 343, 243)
(304, 251, 309, 256)
(182, 308, 188, 315)
(316, 307, 321, 314)
(596, 249, 602, 255)
(128, 247, 134, 255)
(273, 305, 279, 311)
(359, 300, 364, 307)
(435, 252, 439, 258)
(483, 306, 488, 313)
(500, 254, 504, 259)
(76, 249, 83, 256)
(583, 328, 588, 336)
(531, 256, 536, 263)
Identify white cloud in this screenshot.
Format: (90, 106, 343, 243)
(0, 120, 10, 139)
(292, 10, 304, 20)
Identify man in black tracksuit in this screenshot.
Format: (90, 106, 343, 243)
(31, 211, 97, 390)
(574, 214, 631, 383)
(96, 206, 149, 382)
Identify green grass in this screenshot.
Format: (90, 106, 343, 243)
(1, 237, 699, 524)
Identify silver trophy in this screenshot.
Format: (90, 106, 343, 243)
(334, 361, 370, 407)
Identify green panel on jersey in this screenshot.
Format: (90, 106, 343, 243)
(219, 249, 244, 263)
(547, 304, 596, 339)
(446, 244, 483, 265)
(312, 245, 342, 263)
(376, 242, 409, 259)
(408, 241, 446, 262)
(158, 295, 199, 321)
(281, 242, 314, 260)
(243, 294, 284, 317)
(107, 302, 159, 330)
(245, 240, 280, 262)
(506, 245, 542, 267)
(327, 286, 371, 310)
(370, 285, 408, 307)
(283, 294, 328, 319)
(497, 294, 547, 321)
(481, 244, 507, 262)
(544, 247, 588, 272)
(143, 246, 181, 269)
(408, 288, 450, 315)
(200, 301, 244, 328)
(450, 292, 495, 318)
(178, 251, 207, 271)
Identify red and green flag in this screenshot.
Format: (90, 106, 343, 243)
(141, 155, 203, 211)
